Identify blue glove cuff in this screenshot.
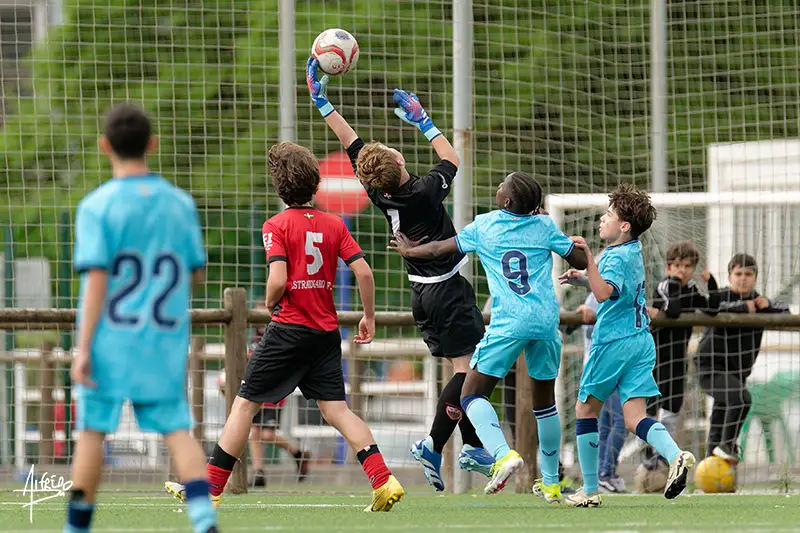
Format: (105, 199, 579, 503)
(317, 101, 335, 118)
(423, 126, 441, 142)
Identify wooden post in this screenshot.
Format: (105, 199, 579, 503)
(348, 336, 364, 419)
(514, 353, 538, 493)
(224, 288, 248, 494)
(346, 336, 364, 465)
(39, 342, 55, 465)
(190, 336, 206, 442)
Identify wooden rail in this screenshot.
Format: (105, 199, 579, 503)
(3, 288, 799, 494)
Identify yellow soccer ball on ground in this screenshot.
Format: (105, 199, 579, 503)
(694, 456, 736, 493)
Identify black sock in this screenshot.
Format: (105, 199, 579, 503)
(430, 373, 470, 454)
(209, 444, 238, 470)
(293, 450, 303, 459)
(356, 444, 381, 464)
(67, 489, 94, 531)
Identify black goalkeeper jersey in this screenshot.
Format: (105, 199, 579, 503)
(346, 137, 466, 283)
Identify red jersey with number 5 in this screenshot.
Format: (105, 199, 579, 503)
(262, 206, 364, 332)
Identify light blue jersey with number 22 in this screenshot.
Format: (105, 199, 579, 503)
(592, 239, 650, 345)
(455, 210, 574, 340)
(74, 175, 206, 403)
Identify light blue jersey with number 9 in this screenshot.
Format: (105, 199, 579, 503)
(74, 175, 206, 402)
(592, 239, 649, 345)
(455, 210, 574, 339)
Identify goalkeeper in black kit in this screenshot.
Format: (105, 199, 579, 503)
(695, 253, 789, 463)
(642, 242, 720, 469)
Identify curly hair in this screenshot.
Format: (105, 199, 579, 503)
(608, 183, 657, 238)
(267, 142, 320, 205)
(356, 142, 402, 192)
(505, 172, 542, 214)
(666, 241, 700, 266)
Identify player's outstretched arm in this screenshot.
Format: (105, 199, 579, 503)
(393, 89, 458, 167)
(570, 237, 614, 302)
(306, 57, 358, 148)
(265, 261, 288, 313)
(348, 258, 375, 344)
(388, 232, 457, 259)
(564, 248, 588, 270)
(73, 270, 108, 388)
(559, 269, 590, 289)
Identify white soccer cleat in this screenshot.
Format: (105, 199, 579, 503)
(165, 481, 186, 502)
(565, 487, 602, 508)
(665, 450, 696, 499)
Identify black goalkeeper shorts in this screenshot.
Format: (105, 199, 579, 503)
(410, 273, 485, 358)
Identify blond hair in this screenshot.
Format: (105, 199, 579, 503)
(356, 142, 402, 192)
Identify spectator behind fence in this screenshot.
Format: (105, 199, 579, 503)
(695, 253, 790, 463)
(642, 241, 720, 470)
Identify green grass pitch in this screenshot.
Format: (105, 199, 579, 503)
(2, 490, 798, 532)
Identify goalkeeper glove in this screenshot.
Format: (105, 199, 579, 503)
(306, 57, 334, 118)
(393, 88, 441, 142)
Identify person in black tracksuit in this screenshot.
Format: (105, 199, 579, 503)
(648, 244, 720, 420)
(696, 253, 790, 461)
(641, 242, 720, 468)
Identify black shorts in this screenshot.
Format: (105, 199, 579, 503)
(410, 273, 485, 358)
(252, 406, 280, 429)
(239, 323, 346, 404)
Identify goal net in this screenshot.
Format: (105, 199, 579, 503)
(548, 141, 800, 486)
(0, 0, 798, 497)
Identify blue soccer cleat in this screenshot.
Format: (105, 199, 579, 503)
(410, 436, 445, 491)
(458, 444, 494, 478)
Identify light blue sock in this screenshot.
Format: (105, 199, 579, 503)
(576, 418, 599, 494)
(461, 394, 511, 460)
(636, 418, 680, 463)
(185, 479, 217, 533)
(534, 404, 561, 486)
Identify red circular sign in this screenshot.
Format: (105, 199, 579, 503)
(315, 151, 370, 216)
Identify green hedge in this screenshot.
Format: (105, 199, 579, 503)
(0, 0, 797, 309)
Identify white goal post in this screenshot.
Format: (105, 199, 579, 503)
(547, 139, 800, 309)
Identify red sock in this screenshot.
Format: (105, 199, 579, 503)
(206, 464, 232, 497)
(361, 452, 391, 489)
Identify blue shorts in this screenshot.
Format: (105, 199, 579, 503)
(470, 334, 561, 380)
(77, 392, 192, 435)
(578, 331, 660, 404)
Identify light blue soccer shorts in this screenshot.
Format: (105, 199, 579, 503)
(470, 334, 561, 380)
(578, 330, 660, 404)
(77, 390, 193, 435)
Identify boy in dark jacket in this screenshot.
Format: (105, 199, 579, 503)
(648, 242, 720, 424)
(696, 253, 790, 462)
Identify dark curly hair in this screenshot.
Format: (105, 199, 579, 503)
(267, 142, 320, 205)
(608, 183, 657, 238)
(505, 171, 542, 214)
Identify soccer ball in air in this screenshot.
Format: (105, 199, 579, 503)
(694, 456, 736, 493)
(312, 29, 360, 75)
